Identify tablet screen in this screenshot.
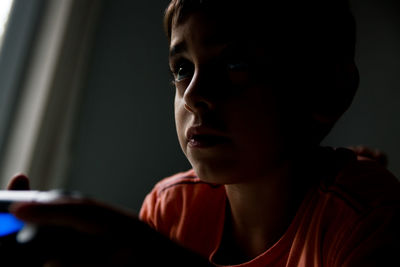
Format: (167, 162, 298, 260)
(0, 213, 24, 237)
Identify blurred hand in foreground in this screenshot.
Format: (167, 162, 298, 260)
(7, 173, 30, 190)
(4, 175, 210, 266)
(348, 145, 388, 167)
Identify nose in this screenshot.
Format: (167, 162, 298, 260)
(183, 68, 221, 113)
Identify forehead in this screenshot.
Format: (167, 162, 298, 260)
(169, 12, 233, 55)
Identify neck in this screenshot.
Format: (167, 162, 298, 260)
(222, 155, 314, 262)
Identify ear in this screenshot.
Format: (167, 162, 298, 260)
(312, 60, 359, 125)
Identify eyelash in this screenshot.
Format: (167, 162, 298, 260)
(169, 56, 250, 86)
(170, 59, 193, 82)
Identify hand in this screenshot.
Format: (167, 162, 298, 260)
(5, 174, 212, 266)
(10, 196, 212, 266)
(6, 173, 30, 190)
(10, 199, 143, 266)
(1, 174, 31, 265)
(348, 146, 388, 167)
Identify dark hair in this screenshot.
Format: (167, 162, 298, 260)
(164, 0, 359, 144)
(164, 0, 356, 57)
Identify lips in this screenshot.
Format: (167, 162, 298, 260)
(186, 126, 230, 148)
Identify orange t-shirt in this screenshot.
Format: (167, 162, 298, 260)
(139, 148, 399, 266)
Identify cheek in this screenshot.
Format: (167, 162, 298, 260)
(225, 87, 283, 157)
(174, 94, 187, 151)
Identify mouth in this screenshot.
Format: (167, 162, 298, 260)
(188, 134, 230, 148)
(186, 125, 231, 148)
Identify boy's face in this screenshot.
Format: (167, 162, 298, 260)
(170, 12, 287, 184)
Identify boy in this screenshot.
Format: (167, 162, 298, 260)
(7, 0, 399, 266)
(141, 0, 399, 266)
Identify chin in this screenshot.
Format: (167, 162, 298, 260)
(190, 159, 245, 185)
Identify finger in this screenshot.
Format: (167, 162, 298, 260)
(6, 173, 30, 190)
(350, 146, 373, 156)
(349, 146, 388, 167)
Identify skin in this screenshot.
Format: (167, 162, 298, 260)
(171, 12, 287, 185)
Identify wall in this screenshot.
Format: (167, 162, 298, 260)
(65, 0, 190, 212)
(65, 0, 400, 212)
(323, 0, 400, 178)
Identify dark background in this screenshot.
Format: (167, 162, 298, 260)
(63, 0, 400, 212)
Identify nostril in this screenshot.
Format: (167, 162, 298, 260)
(194, 101, 211, 110)
(184, 104, 194, 112)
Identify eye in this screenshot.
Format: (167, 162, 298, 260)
(227, 61, 249, 72)
(174, 61, 194, 82)
(225, 59, 251, 85)
(220, 42, 251, 73)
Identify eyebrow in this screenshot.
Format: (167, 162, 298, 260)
(169, 32, 233, 58)
(169, 41, 187, 58)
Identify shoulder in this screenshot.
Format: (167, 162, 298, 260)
(317, 148, 400, 266)
(305, 148, 400, 265)
(323, 148, 400, 213)
(144, 169, 222, 202)
(139, 169, 225, 232)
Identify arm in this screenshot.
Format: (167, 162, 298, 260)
(6, 175, 213, 266)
